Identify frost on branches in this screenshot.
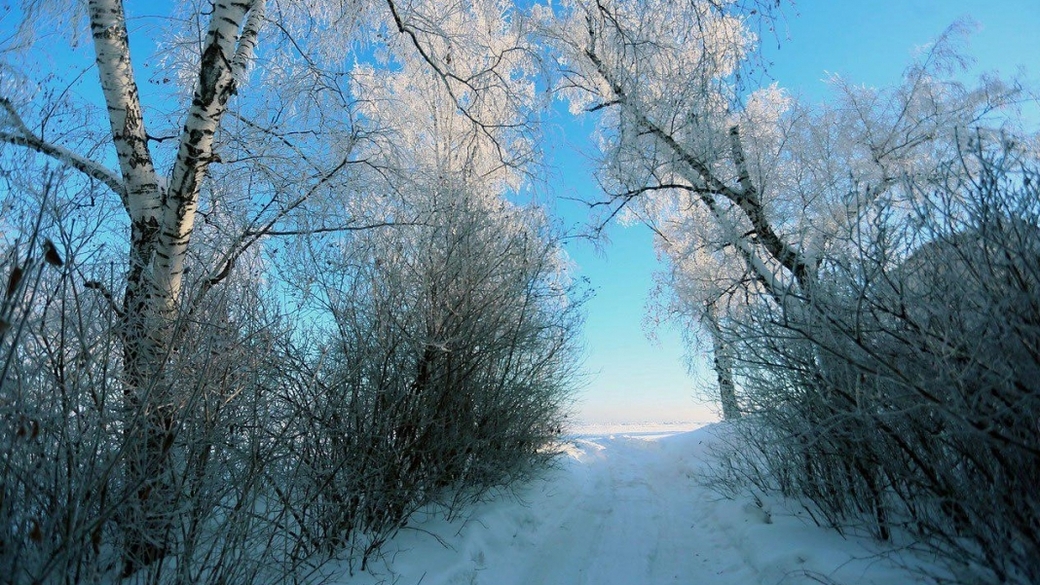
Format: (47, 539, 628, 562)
(0, 0, 551, 580)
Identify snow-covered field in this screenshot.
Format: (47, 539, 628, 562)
(336, 423, 934, 584)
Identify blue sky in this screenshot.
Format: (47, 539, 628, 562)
(561, 0, 1040, 424)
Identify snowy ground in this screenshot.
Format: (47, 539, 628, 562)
(333, 423, 934, 585)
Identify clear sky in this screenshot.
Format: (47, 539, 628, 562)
(559, 0, 1040, 425)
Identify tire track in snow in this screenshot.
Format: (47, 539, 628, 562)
(509, 438, 616, 585)
(510, 435, 759, 585)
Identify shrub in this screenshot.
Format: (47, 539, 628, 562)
(721, 140, 1040, 584)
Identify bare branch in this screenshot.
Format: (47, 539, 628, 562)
(0, 97, 126, 205)
(198, 152, 355, 294)
(243, 221, 425, 237)
(83, 278, 124, 318)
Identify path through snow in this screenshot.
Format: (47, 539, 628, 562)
(340, 425, 933, 585)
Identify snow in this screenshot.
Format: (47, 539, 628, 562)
(334, 423, 936, 585)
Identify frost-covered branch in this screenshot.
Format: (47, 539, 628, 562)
(0, 97, 126, 203)
(581, 30, 812, 295)
(383, 0, 532, 169)
(0, 97, 125, 197)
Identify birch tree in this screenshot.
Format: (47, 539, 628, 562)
(554, 6, 1037, 579)
(541, 1, 1019, 415)
(542, 2, 1013, 301)
(1, 0, 539, 574)
(0, 1, 272, 571)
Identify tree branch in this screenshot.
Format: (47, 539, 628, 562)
(243, 221, 424, 237)
(727, 125, 814, 290)
(0, 97, 127, 206)
(0, 132, 127, 207)
(83, 278, 124, 318)
(195, 150, 355, 297)
(383, 0, 516, 166)
(585, 99, 620, 112)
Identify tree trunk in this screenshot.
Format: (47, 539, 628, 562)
(86, 0, 265, 573)
(706, 300, 740, 420)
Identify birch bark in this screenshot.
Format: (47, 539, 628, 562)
(84, 0, 265, 572)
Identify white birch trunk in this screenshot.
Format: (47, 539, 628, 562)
(88, 1, 171, 572)
(85, 0, 265, 573)
(158, 0, 265, 310)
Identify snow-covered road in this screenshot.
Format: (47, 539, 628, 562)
(510, 434, 759, 584)
(343, 425, 931, 585)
